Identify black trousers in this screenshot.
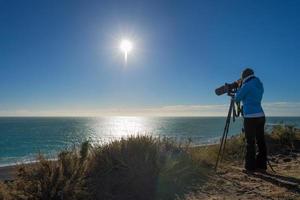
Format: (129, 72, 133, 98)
(244, 117, 267, 170)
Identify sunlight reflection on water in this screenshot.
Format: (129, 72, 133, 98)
(90, 117, 152, 144)
(0, 116, 299, 166)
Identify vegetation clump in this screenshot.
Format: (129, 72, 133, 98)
(189, 125, 300, 167)
(4, 141, 90, 200)
(87, 136, 208, 200)
(0, 136, 208, 200)
(270, 124, 298, 150)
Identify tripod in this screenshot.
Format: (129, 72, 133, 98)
(215, 97, 238, 171)
(214, 97, 275, 173)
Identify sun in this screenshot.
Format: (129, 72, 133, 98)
(120, 39, 133, 63)
(120, 39, 133, 53)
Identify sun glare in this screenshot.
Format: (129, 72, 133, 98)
(120, 39, 133, 63)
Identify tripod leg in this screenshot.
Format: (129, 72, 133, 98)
(215, 123, 228, 170)
(215, 99, 234, 171)
(267, 159, 276, 173)
(220, 121, 231, 162)
(220, 100, 234, 161)
(215, 123, 227, 170)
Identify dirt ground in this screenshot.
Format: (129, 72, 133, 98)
(185, 153, 300, 200)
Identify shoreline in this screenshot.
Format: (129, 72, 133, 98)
(0, 160, 55, 181)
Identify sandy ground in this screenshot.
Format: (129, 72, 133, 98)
(0, 166, 17, 181)
(0, 163, 35, 181)
(185, 153, 300, 200)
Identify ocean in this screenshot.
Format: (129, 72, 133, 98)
(0, 116, 299, 166)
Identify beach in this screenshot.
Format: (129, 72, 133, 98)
(0, 165, 16, 181)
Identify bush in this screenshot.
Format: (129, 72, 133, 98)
(271, 124, 297, 149)
(1, 136, 208, 200)
(86, 135, 208, 200)
(8, 141, 90, 200)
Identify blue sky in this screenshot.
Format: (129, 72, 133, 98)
(0, 0, 299, 116)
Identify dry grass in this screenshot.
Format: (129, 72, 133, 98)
(189, 133, 246, 167)
(267, 124, 300, 153)
(0, 126, 299, 200)
(87, 136, 209, 200)
(0, 182, 11, 200)
(4, 141, 90, 200)
(0, 136, 209, 200)
(189, 125, 300, 167)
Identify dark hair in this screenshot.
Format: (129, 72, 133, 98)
(242, 68, 254, 79)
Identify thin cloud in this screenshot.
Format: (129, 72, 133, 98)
(263, 102, 300, 116)
(0, 102, 299, 117)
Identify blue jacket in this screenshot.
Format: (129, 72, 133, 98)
(234, 75, 265, 118)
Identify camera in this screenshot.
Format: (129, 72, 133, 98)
(215, 80, 241, 96)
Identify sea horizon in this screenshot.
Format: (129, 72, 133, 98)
(0, 116, 299, 167)
(0, 115, 299, 118)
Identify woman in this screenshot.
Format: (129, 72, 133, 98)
(235, 68, 267, 171)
